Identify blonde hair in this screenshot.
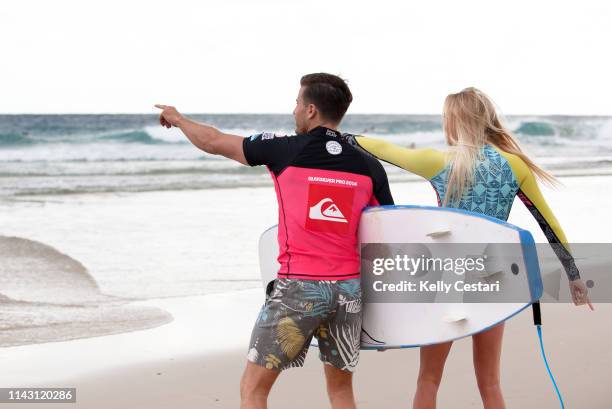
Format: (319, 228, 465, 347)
(442, 87, 557, 206)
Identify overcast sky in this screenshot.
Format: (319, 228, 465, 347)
(1, 0, 611, 115)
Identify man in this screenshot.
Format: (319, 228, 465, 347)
(156, 73, 394, 409)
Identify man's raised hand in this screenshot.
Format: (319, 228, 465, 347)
(155, 104, 184, 128)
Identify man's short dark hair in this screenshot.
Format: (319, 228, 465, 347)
(300, 73, 353, 123)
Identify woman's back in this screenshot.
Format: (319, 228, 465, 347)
(429, 144, 518, 221)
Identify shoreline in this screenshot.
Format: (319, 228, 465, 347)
(2, 171, 612, 202)
(0, 289, 264, 384)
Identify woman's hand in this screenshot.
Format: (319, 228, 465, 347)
(569, 279, 594, 310)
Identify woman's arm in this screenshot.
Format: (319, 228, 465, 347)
(350, 135, 447, 180)
(516, 169, 579, 280)
(498, 149, 593, 308)
(499, 150, 577, 278)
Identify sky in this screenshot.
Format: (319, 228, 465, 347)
(1, 0, 611, 115)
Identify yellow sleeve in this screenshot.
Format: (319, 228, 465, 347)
(497, 149, 580, 280)
(354, 136, 447, 180)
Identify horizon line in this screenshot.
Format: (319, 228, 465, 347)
(1, 112, 612, 118)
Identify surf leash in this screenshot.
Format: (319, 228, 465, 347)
(532, 301, 566, 409)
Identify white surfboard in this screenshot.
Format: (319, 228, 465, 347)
(258, 205, 543, 349)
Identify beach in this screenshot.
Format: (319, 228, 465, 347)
(1, 175, 610, 408)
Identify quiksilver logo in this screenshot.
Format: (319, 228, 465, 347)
(308, 198, 348, 223)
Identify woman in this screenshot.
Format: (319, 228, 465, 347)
(345, 88, 592, 409)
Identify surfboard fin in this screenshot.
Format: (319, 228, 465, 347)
(442, 313, 468, 323)
(426, 229, 452, 238)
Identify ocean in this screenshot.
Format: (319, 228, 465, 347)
(1, 114, 611, 347)
(2, 114, 612, 197)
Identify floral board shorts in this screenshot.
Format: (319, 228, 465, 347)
(247, 278, 362, 372)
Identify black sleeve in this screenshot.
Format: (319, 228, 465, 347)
(373, 163, 394, 205)
(366, 155, 394, 206)
(343, 132, 394, 205)
(242, 133, 292, 167)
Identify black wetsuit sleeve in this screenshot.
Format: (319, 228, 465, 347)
(517, 187, 581, 281)
(242, 133, 291, 168)
(366, 156, 394, 206)
(340, 133, 393, 205)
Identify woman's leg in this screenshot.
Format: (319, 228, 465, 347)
(472, 323, 506, 409)
(413, 341, 453, 409)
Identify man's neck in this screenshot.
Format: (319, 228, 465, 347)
(307, 121, 338, 132)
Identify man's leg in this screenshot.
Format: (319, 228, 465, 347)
(324, 364, 356, 409)
(318, 278, 362, 409)
(240, 361, 280, 409)
(242, 278, 319, 407)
